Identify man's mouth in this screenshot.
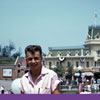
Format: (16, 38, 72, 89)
(31, 63, 38, 67)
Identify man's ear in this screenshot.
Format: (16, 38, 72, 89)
(25, 58, 28, 64)
(25, 58, 29, 67)
(25, 58, 27, 62)
(41, 57, 43, 61)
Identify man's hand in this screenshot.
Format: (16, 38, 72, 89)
(51, 84, 60, 94)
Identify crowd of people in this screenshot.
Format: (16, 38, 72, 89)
(61, 76, 100, 94)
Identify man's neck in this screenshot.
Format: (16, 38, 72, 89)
(30, 66, 42, 82)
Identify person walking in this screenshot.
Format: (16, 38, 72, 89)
(0, 86, 5, 94)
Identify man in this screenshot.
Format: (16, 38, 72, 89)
(19, 45, 60, 94)
(0, 86, 5, 94)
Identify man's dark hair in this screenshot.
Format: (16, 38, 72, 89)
(25, 45, 42, 57)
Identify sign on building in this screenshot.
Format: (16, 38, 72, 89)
(2, 68, 12, 77)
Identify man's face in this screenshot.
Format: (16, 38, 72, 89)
(26, 51, 42, 70)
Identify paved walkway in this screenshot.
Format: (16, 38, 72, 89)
(0, 80, 12, 94)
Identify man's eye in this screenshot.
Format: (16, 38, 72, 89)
(28, 58, 32, 61)
(34, 57, 39, 60)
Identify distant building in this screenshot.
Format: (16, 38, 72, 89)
(43, 25, 100, 81)
(0, 57, 28, 80)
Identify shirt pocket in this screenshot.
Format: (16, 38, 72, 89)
(39, 87, 51, 94)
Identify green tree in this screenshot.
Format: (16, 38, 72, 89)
(9, 41, 15, 56)
(51, 65, 65, 78)
(1, 41, 15, 57)
(65, 62, 73, 81)
(0, 41, 22, 57)
(13, 47, 22, 58)
(0, 45, 2, 56)
(2, 46, 10, 57)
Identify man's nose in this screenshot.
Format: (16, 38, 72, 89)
(32, 59, 35, 63)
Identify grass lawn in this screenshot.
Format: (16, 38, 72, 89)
(60, 90, 78, 94)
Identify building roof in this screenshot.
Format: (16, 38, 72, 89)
(0, 57, 16, 65)
(88, 25, 100, 39)
(47, 25, 100, 57)
(47, 45, 90, 57)
(49, 45, 86, 50)
(0, 57, 26, 67)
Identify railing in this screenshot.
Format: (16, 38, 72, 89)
(60, 85, 78, 94)
(92, 67, 100, 72)
(74, 68, 93, 72)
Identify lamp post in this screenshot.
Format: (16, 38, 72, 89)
(78, 66, 82, 94)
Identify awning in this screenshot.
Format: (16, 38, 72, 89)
(85, 72, 94, 76)
(74, 72, 85, 76)
(74, 73, 80, 76)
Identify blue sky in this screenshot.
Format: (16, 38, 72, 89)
(0, 0, 100, 56)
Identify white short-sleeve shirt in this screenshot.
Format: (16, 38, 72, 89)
(19, 66, 60, 94)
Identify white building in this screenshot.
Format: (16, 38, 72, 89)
(44, 25, 100, 81)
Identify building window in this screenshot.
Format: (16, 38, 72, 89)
(68, 62, 71, 67)
(66, 51, 70, 56)
(98, 62, 100, 66)
(57, 51, 61, 57)
(49, 62, 52, 68)
(94, 61, 96, 67)
(97, 50, 100, 56)
(56, 62, 60, 66)
(60, 62, 62, 66)
(25, 70, 28, 74)
(48, 52, 52, 57)
(75, 51, 79, 56)
(76, 62, 79, 67)
(86, 61, 89, 67)
(18, 63, 21, 67)
(43, 61, 45, 66)
(85, 51, 89, 56)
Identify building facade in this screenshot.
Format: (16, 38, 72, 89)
(44, 26, 100, 81)
(0, 57, 28, 80)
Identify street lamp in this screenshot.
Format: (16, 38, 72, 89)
(78, 66, 82, 94)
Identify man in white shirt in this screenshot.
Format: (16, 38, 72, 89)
(19, 45, 60, 94)
(0, 86, 5, 94)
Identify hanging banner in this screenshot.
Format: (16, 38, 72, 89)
(58, 57, 65, 62)
(80, 58, 85, 63)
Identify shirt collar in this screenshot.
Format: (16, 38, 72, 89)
(25, 66, 49, 79)
(40, 66, 49, 75)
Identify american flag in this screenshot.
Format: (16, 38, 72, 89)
(95, 12, 97, 18)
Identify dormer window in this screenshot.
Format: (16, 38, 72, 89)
(57, 51, 61, 57)
(18, 63, 21, 67)
(85, 50, 89, 56)
(75, 50, 79, 56)
(66, 51, 70, 56)
(94, 33, 100, 39)
(86, 34, 91, 40)
(97, 50, 100, 56)
(48, 52, 52, 57)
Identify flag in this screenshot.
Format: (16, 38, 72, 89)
(59, 57, 65, 62)
(95, 12, 97, 18)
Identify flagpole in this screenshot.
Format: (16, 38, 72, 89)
(94, 12, 97, 27)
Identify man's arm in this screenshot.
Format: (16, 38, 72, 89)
(21, 91, 24, 94)
(51, 84, 60, 94)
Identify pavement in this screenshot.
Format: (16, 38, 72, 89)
(0, 80, 100, 94)
(0, 80, 12, 94)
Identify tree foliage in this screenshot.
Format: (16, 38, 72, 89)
(9, 41, 15, 52)
(51, 65, 66, 78)
(13, 47, 22, 59)
(0, 41, 22, 58)
(2, 46, 10, 57)
(65, 62, 73, 80)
